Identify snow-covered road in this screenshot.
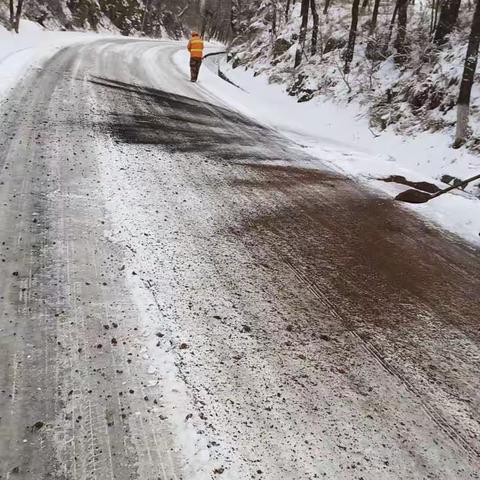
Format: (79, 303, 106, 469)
(0, 38, 479, 480)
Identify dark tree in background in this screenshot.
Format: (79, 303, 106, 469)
(285, 0, 291, 21)
(369, 0, 381, 35)
(366, 0, 382, 59)
(344, 0, 361, 74)
(9, 0, 25, 33)
(213, 0, 233, 41)
(199, 0, 233, 41)
(387, 0, 400, 43)
(295, 0, 310, 67)
(394, 0, 409, 62)
(310, 0, 319, 55)
(455, 0, 480, 146)
(9, 0, 14, 27)
(323, 0, 332, 15)
(434, 0, 462, 45)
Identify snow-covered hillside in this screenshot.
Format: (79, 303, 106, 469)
(229, 1, 480, 152)
(0, 20, 107, 100)
(0, 0, 233, 40)
(0, 0, 198, 37)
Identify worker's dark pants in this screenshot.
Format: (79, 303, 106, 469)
(190, 57, 202, 82)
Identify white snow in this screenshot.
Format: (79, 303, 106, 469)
(0, 20, 112, 100)
(173, 50, 480, 247)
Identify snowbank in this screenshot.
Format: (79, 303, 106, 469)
(0, 20, 111, 100)
(174, 50, 480, 247)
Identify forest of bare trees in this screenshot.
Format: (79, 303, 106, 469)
(1, 0, 202, 37)
(230, 0, 480, 147)
(1, 0, 234, 39)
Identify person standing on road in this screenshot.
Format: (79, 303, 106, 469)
(187, 31, 204, 83)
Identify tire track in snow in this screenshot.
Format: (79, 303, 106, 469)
(283, 258, 480, 462)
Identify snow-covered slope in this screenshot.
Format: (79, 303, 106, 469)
(0, 21, 108, 101)
(0, 0, 198, 37)
(229, 2, 480, 151)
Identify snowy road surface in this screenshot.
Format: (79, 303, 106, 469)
(0, 39, 479, 480)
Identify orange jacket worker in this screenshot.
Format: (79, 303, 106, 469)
(187, 31, 204, 82)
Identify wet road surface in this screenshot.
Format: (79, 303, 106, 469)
(0, 39, 479, 480)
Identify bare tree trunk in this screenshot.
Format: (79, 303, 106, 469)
(366, 0, 382, 58)
(9, 0, 15, 30)
(433, 0, 441, 32)
(286, 0, 291, 21)
(434, 0, 462, 45)
(141, 0, 152, 34)
(344, 0, 361, 74)
(214, 0, 233, 42)
(200, 0, 208, 37)
(430, 0, 437, 34)
(295, 0, 310, 67)
(14, 0, 24, 33)
(271, 1, 277, 39)
(454, 0, 480, 146)
(394, 0, 409, 62)
(323, 0, 332, 14)
(388, 0, 400, 43)
(310, 0, 319, 55)
(368, 0, 381, 35)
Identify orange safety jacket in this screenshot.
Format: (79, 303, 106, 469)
(188, 36, 204, 59)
